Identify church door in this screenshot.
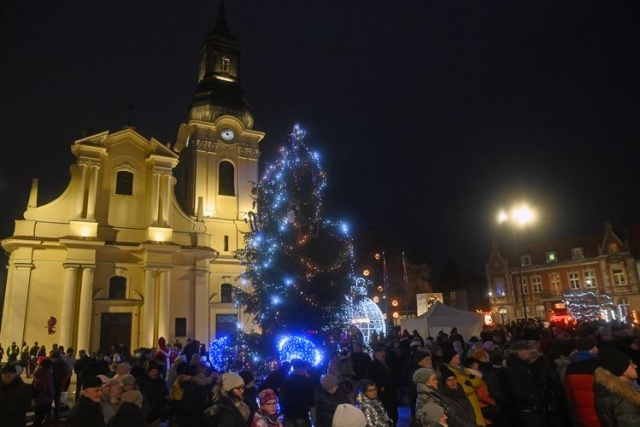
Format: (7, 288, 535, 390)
(100, 313, 132, 353)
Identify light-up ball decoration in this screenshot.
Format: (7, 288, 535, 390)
(350, 297, 386, 345)
(278, 336, 323, 366)
(209, 335, 235, 371)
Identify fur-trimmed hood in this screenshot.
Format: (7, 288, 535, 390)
(594, 367, 640, 406)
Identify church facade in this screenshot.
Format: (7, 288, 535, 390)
(0, 7, 262, 353)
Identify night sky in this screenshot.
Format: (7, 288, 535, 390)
(1, 1, 639, 277)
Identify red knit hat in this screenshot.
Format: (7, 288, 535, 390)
(258, 388, 277, 406)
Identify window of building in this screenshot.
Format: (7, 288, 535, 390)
(224, 235, 229, 252)
(609, 243, 619, 255)
(521, 255, 532, 267)
(568, 272, 580, 290)
(450, 291, 457, 301)
(531, 276, 542, 294)
(498, 307, 508, 324)
(108, 276, 127, 299)
(494, 280, 506, 297)
(612, 267, 626, 286)
(546, 251, 558, 263)
(221, 56, 231, 73)
(520, 277, 528, 294)
(536, 304, 546, 318)
(584, 270, 597, 288)
(220, 283, 234, 303)
(523, 306, 532, 317)
(175, 318, 187, 337)
(115, 171, 134, 195)
(219, 161, 235, 196)
(618, 297, 630, 319)
(572, 247, 584, 259)
(549, 273, 561, 296)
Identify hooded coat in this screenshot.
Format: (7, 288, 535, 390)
(593, 366, 640, 427)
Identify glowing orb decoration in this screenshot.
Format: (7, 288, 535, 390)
(350, 297, 386, 345)
(278, 336, 323, 366)
(209, 336, 234, 371)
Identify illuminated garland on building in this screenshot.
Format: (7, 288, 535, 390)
(563, 291, 614, 321)
(236, 125, 355, 334)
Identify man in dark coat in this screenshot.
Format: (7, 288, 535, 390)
(107, 390, 146, 427)
(506, 341, 544, 427)
(50, 350, 70, 421)
(67, 376, 105, 427)
(593, 348, 640, 427)
(137, 360, 170, 424)
(366, 344, 398, 425)
(279, 358, 315, 427)
(351, 344, 372, 382)
(0, 363, 33, 427)
(73, 349, 91, 402)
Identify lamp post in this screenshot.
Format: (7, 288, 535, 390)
(497, 204, 536, 321)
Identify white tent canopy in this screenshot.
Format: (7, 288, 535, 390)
(400, 301, 485, 342)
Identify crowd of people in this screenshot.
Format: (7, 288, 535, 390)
(2, 318, 640, 426)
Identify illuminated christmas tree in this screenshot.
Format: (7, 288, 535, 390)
(237, 125, 354, 335)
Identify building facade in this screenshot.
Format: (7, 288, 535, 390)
(486, 221, 640, 324)
(0, 6, 262, 353)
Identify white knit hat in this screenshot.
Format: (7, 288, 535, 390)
(332, 404, 367, 427)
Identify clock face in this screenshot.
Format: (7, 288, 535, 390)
(220, 128, 235, 141)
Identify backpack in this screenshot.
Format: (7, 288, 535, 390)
(170, 378, 184, 401)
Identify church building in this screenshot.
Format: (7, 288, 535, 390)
(0, 6, 262, 353)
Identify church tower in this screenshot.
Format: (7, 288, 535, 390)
(174, 3, 264, 227)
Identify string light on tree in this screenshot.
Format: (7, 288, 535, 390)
(236, 124, 355, 334)
(563, 291, 613, 321)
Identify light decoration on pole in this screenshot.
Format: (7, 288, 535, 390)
(563, 291, 614, 321)
(278, 335, 323, 366)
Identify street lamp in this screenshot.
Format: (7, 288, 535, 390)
(497, 203, 536, 321)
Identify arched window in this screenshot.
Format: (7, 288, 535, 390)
(109, 276, 127, 299)
(536, 304, 546, 319)
(219, 161, 235, 196)
(220, 283, 234, 303)
(115, 171, 134, 195)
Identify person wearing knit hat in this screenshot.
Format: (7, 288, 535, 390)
(355, 379, 392, 427)
(593, 348, 640, 426)
(407, 349, 434, 421)
(332, 403, 367, 427)
(251, 388, 283, 427)
(137, 360, 169, 426)
(414, 368, 448, 427)
(320, 374, 340, 393)
(316, 374, 350, 427)
(204, 372, 251, 425)
(101, 377, 124, 424)
(114, 362, 131, 378)
(106, 390, 146, 427)
(239, 370, 259, 414)
(423, 403, 448, 426)
(438, 366, 478, 427)
(120, 374, 137, 391)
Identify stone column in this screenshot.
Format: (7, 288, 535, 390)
(143, 268, 157, 347)
(77, 266, 95, 352)
(194, 269, 210, 343)
(76, 163, 88, 218)
(150, 172, 161, 225)
(0, 263, 32, 344)
(158, 269, 171, 341)
(60, 265, 78, 348)
(161, 174, 171, 226)
(86, 164, 100, 221)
